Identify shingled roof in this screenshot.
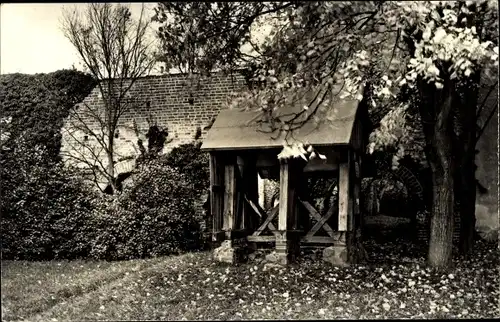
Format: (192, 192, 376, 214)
(201, 85, 363, 151)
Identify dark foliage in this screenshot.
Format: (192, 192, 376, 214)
(89, 161, 204, 260)
(0, 70, 96, 162)
(0, 70, 97, 260)
(0, 160, 98, 260)
(162, 141, 210, 194)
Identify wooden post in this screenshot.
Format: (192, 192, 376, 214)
(223, 160, 238, 239)
(276, 159, 299, 264)
(258, 174, 265, 208)
(323, 149, 354, 266)
(356, 152, 366, 236)
(338, 151, 351, 231)
(210, 153, 224, 242)
(353, 152, 361, 233)
(212, 155, 240, 264)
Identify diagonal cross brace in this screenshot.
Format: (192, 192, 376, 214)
(245, 197, 280, 237)
(300, 199, 335, 238)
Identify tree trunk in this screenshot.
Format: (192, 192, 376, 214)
(419, 78, 455, 269)
(107, 132, 116, 193)
(428, 164, 454, 268)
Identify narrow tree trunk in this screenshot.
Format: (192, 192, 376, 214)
(428, 165, 454, 268)
(107, 131, 116, 193)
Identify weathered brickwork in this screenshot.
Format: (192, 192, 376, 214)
(61, 72, 246, 184)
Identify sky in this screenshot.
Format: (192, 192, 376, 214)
(0, 3, 156, 75)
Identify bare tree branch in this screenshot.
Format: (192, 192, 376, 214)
(61, 3, 156, 193)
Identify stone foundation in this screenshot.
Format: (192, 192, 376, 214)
(213, 240, 235, 263)
(323, 231, 367, 266)
(213, 239, 249, 264)
(323, 245, 349, 267)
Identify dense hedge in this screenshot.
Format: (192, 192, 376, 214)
(89, 142, 210, 260)
(89, 162, 203, 260)
(0, 158, 98, 260)
(162, 141, 210, 194)
(163, 141, 211, 234)
(90, 141, 211, 260)
(0, 70, 96, 163)
(1, 142, 210, 261)
(1, 70, 98, 260)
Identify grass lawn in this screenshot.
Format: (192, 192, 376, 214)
(2, 238, 499, 321)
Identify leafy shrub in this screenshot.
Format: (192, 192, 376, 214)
(162, 141, 210, 194)
(0, 155, 98, 260)
(0, 70, 96, 164)
(162, 141, 211, 237)
(89, 159, 204, 260)
(0, 70, 97, 260)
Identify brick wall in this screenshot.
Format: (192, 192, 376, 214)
(61, 72, 246, 188)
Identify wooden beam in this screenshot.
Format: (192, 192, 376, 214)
(355, 152, 365, 231)
(247, 235, 276, 243)
(210, 153, 224, 241)
(305, 206, 336, 238)
(223, 161, 237, 233)
(338, 151, 350, 231)
(300, 200, 335, 238)
(279, 161, 295, 231)
(253, 206, 280, 236)
(245, 197, 265, 219)
(348, 151, 356, 231)
(352, 152, 361, 229)
(300, 236, 336, 244)
(276, 159, 300, 264)
(245, 198, 279, 233)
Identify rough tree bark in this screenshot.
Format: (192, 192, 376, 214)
(418, 79, 456, 269)
(428, 156, 454, 268)
(457, 151, 476, 255)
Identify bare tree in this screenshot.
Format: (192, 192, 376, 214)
(61, 3, 156, 193)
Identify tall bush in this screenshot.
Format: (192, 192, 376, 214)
(0, 154, 98, 260)
(0, 70, 96, 163)
(162, 141, 210, 194)
(0, 70, 97, 260)
(89, 157, 204, 260)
